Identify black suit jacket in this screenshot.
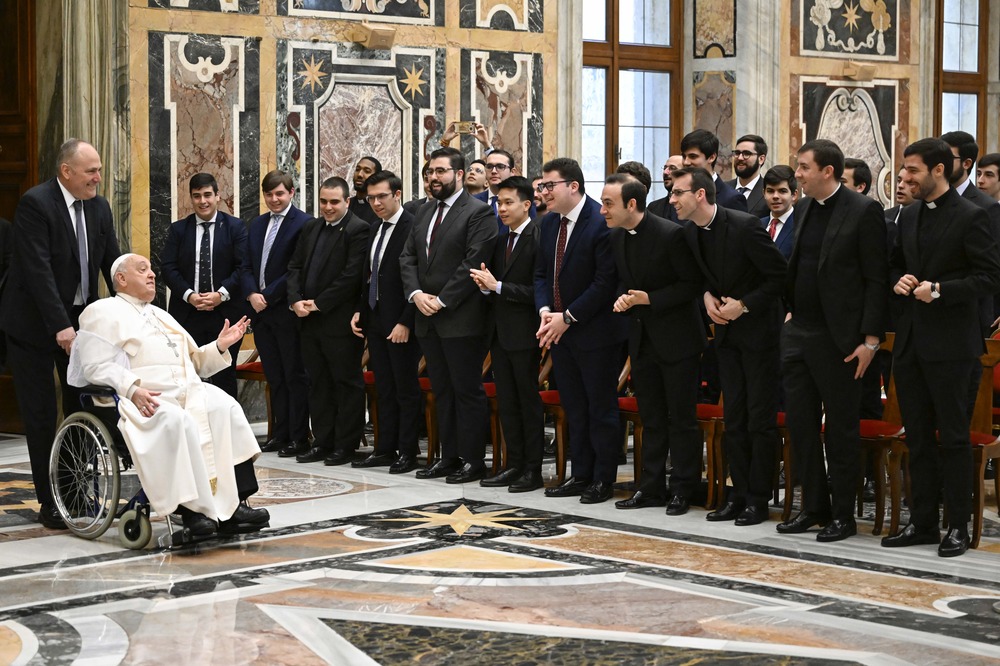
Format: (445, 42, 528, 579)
(714, 176, 749, 213)
(958, 185, 1000, 327)
(647, 195, 677, 222)
(612, 212, 705, 362)
(359, 209, 416, 332)
(287, 210, 370, 336)
(0, 217, 11, 286)
(728, 177, 768, 218)
(400, 190, 497, 338)
(0, 179, 119, 342)
(786, 187, 888, 355)
(349, 195, 380, 224)
(686, 207, 787, 350)
(402, 197, 433, 217)
(485, 221, 541, 352)
(761, 211, 796, 261)
(890, 189, 1000, 361)
(241, 204, 310, 310)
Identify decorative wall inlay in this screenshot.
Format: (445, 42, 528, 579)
(459, 0, 543, 33)
(799, 0, 898, 61)
(460, 49, 542, 178)
(281, 0, 444, 26)
(148, 0, 259, 13)
(693, 0, 736, 58)
(693, 71, 735, 178)
(276, 41, 444, 214)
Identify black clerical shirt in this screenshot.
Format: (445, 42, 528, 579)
(793, 187, 843, 326)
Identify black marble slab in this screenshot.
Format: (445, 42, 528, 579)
(459, 0, 543, 33)
(148, 0, 260, 13)
(281, 0, 443, 25)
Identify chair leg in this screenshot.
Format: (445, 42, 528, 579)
(886, 441, 905, 536)
(702, 422, 716, 508)
(972, 449, 986, 549)
(554, 409, 567, 484)
(871, 443, 888, 536)
(424, 394, 438, 466)
(489, 401, 502, 474)
(713, 425, 726, 509)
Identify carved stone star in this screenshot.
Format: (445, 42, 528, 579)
(380, 504, 534, 536)
(298, 55, 328, 94)
(399, 63, 426, 101)
(842, 1, 862, 32)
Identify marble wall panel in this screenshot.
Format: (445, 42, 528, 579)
(459, 0, 544, 33)
(281, 0, 444, 25)
(693, 71, 735, 178)
(318, 83, 404, 185)
(694, 0, 736, 58)
(148, 0, 259, 12)
(460, 49, 542, 177)
(798, 0, 898, 61)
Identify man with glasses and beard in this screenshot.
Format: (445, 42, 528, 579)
(728, 135, 770, 218)
(647, 155, 683, 220)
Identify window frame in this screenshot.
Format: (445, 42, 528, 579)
(934, 0, 989, 142)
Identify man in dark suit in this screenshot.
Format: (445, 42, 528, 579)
(348, 156, 382, 224)
(842, 158, 873, 196)
(680, 129, 748, 213)
(776, 139, 888, 543)
(978, 152, 1000, 202)
(676, 167, 787, 525)
(350, 170, 422, 475)
(728, 134, 770, 218)
(241, 170, 311, 455)
(0, 138, 120, 529)
(400, 147, 498, 483)
(535, 158, 628, 504)
(471, 176, 545, 492)
(603, 174, 704, 514)
(160, 172, 249, 399)
(287, 177, 370, 465)
(647, 155, 682, 221)
(474, 149, 537, 232)
(882, 138, 1000, 557)
(760, 166, 798, 260)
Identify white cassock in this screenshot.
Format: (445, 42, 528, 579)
(71, 293, 261, 521)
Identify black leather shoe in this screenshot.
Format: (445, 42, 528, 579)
(776, 511, 831, 534)
(480, 468, 522, 487)
(734, 504, 769, 526)
(938, 526, 970, 558)
(862, 479, 876, 502)
(615, 491, 666, 509)
(665, 495, 690, 516)
(218, 501, 270, 534)
(881, 523, 940, 548)
(581, 480, 615, 504)
(389, 453, 418, 474)
(260, 438, 288, 453)
(181, 510, 217, 537)
(37, 504, 67, 530)
(816, 518, 857, 542)
(352, 452, 397, 468)
(293, 446, 327, 463)
(324, 450, 353, 466)
(508, 470, 543, 493)
(544, 476, 590, 497)
(706, 501, 745, 521)
(279, 440, 311, 458)
(446, 463, 488, 484)
(416, 458, 462, 479)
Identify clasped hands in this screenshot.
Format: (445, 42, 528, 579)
(703, 292, 746, 325)
(188, 291, 222, 311)
(413, 292, 443, 317)
(349, 312, 410, 343)
(291, 299, 319, 317)
(894, 274, 936, 303)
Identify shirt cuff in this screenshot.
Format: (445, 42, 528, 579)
(218, 287, 230, 302)
(565, 310, 577, 323)
(436, 297, 446, 309)
(539, 306, 551, 315)
(495, 281, 502, 295)
(408, 290, 423, 302)
(183, 289, 194, 303)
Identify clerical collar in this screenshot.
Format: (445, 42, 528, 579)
(117, 292, 151, 309)
(625, 215, 647, 236)
(923, 187, 953, 210)
(324, 212, 347, 227)
(816, 184, 841, 206)
(698, 205, 719, 230)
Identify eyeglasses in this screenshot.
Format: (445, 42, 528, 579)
(486, 163, 511, 172)
(429, 167, 455, 176)
(365, 192, 394, 204)
(732, 151, 758, 159)
(670, 188, 695, 196)
(536, 180, 571, 193)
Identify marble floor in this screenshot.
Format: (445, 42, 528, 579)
(1, 432, 1000, 665)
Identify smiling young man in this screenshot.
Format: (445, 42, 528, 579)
(727, 134, 770, 217)
(465, 159, 488, 196)
(680, 129, 748, 213)
(474, 149, 537, 231)
(760, 165, 798, 260)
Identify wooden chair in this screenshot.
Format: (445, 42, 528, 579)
(361, 343, 378, 450)
(538, 352, 570, 484)
(480, 352, 503, 474)
(617, 357, 643, 487)
(776, 411, 794, 522)
(700, 399, 726, 509)
(235, 350, 272, 439)
(418, 354, 497, 469)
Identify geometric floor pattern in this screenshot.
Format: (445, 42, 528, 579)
(2, 435, 1000, 665)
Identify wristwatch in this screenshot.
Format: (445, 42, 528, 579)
(562, 312, 573, 325)
(740, 300, 749, 314)
(864, 341, 880, 352)
(930, 282, 941, 299)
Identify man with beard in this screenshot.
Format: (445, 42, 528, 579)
(647, 155, 683, 220)
(348, 156, 382, 224)
(400, 147, 497, 483)
(532, 176, 548, 217)
(728, 135, 770, 218)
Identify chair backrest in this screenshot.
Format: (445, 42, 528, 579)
(972, 338, 1000, 435)
(879, 333, 903, 425)
(991, 329, 1000, 393)
(617, 356, 631, 394)
(538, 349, 553, 388)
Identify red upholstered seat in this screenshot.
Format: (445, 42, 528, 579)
(419, 377, 432, 390)
(364, 371, 375, 384)
(236, 361, 263, 373)
(539, 390, 561, 405)
(483, 382, 497, 398)
(970, 431, 1000, 447)
(859, 419, 904, 439)
(618, 396, 638, 412)
(697, 403, 724, 419)
(776, 411, 786, 427)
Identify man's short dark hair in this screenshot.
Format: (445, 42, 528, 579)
(469, 158, 486, 170)
(979, 152, 1000, 170)
(605, 172, 647, 212)
(680, 129, 721, 168)
(762, 165, 798, 194)
(940, 130, 979, 163)
(430, 146, 465, 173)
(904, 138, 954, 181)
(319, 176, 351, 199)
(736, 134, 768, 156)
(487, 149, 515, 169)
(189, 172, 218, 193)
(497, 176, 534, 203)
(541, 157, 586, 195)
(615, 161, 652, 193)
(671, 166, 716, 205)
(844, 158, 872, 194)
(421, 161, 431, 177)
(365, 170, 402, 194)
(798, 139, 845, 180)
(261, 170, 294, 193)
(358, 155, 383, 173)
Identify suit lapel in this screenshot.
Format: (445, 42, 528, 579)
(612, 227, 637, 287)
(501, 221, 533, 278)
(561, 202, 591, 272)
(818, 195, 848, 271)
(53, 183, 80, 264)
(428, 194, 466, 267)
(713, 208, 729, 289)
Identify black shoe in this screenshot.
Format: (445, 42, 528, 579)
(776, 511, 831, 534)
(446, 463, 487, 484)
(37, 504, 67, 530)
(938, 526, 970, 558)
(294, 446, 328, 463)
(352, 452, 397, 468)
(480, 468, 522, 487)
(665, 495, 690, 516)
(581, 480, 615, 504)
(881, 523, 940, 548)
(706, 501, 745, 522)
(862, 479, 876, 502)
(986, 459, 996, 480)
(181, 510, 217, 537)
(260, 438, 288, 453)
(218, 501, 270, 534)
(279, 441, 311, 458)
(816, 518, 857, 542)
(416, 458, 462, 479)
(389, 453, 418, 474)
(508, 470, 543, 493)
(734, 504, 769, 526)
(544, 476, 590, 498)
(324, 450, 353, 466)
(615, 491, 666, 509)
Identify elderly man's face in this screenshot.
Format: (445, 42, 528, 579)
(59, 143, 103, 200)
(117, 256, 157, 302)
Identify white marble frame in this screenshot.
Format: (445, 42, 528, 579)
(286, 0, 439, 26)
(467, 50, 533, 163)
(475, 0, 530, 30)
(798, 0, 900, 62)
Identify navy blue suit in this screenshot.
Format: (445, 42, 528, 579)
(241, 205, 311, 443)
(534, 196, 628, 484)
(475, 189, 537, 234)
(760, 212, 796, 261)
(714, 176, 749, 213)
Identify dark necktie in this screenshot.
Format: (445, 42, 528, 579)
(368, 220, 390, 309)
(490, 195, 498, 215)
(737, 186, 749, 196)
(428, 201, 446, 253)
(73, 200, 89, 302)
(198, 222, 213, 292)
(504, 231, 517, 264)
(553, 216, 569, 311)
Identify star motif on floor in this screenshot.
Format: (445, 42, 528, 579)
(841, 1, 861, 32)
(380, 504, 536, 536)
(298, 56, 328, 94)
(399, 64, 426, 101)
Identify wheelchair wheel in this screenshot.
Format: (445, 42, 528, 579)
(49, 411, 121, 539)
(118, 509, 151, 549)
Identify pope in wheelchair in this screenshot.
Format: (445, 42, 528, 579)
(68, 253, 268, 537)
